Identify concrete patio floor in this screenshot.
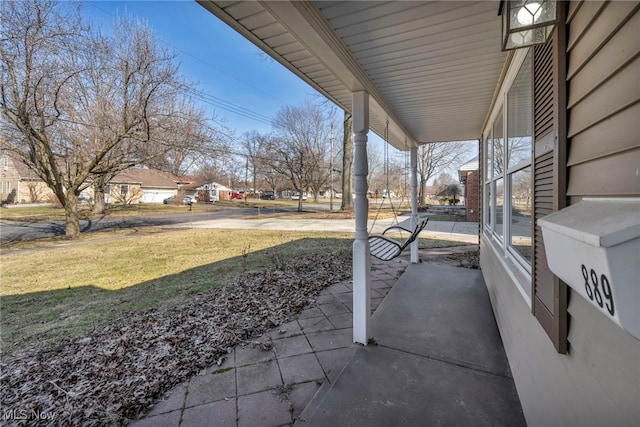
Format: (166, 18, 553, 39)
(131, 248, 524, 426)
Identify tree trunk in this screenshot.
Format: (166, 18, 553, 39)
(92, 181, 106, 215)
(297, 197, 303, 212)
(420, 178, 428, 205)
(252, 166, 257, 200)
(341, 111, 354, 211)
(64, 193, 81, 238)
(244, 156, 249, 207)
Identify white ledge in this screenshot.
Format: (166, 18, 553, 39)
(538, 198, 640, 247)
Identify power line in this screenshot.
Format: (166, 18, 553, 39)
(177, 49, 287, 105)
(193, 90, 272, 121)
(190, 89, 273, 126)
(86, 2, 281, 128)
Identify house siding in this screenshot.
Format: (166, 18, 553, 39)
(16, 181, 53, 204)
(481, 240, 640, 426)
(105, 183, 143, 204)
(0, 153, 54, 204)
(0, 155, 21, 203)
(566, 1, 640, 199)
(481, 1, 639, 425)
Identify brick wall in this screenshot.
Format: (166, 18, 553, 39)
(465, 170, 479, 222)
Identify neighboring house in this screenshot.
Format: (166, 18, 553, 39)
(177, 176, 209, 201)
(195, 182, 233, 202)
(199, 1, 639, 425)
(0, 151, 54, 204)
(108, 168, 178, 204)
(458, 157, 480, 222)
(0, 155, 190, 205)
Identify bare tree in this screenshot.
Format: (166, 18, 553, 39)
(432, 172, 457, 188)
(241, 130, 269, 197)
(307, 109, 338, 202)
(264, 135, 309, 211)
(366, 148, 385, 196)
(26, 182, 47, 203)
(308, 162, 329, 202)
(340, 111, 353, 211)
(306, 110, 337, 203)
(311, 91, 345, 207)
(417, 142, 470, 205)
(196, 137, 238, 187)
(111, 184, 141, 205)
(142, 106, 224, 176)
(386, 152, 408, 198)
(258, 139, 286, 195)
(1, 1, 213, 236)
(269, 101, 331, 211)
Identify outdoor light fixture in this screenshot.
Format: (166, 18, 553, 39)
(501, 0, 559, 50)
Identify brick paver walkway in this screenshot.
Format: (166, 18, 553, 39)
(130, 256, 410, 427)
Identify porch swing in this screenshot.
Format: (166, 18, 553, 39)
(367, 121, 429, 261)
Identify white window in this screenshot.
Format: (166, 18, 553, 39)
(483, 50, 533, 285)
(506, 52, 533, 266)
(484, 130, 493, 230)
(493, 110, 505, 241)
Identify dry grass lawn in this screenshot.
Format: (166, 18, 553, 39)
(1, 228, 354, 355)
(0, 227, 468, 357)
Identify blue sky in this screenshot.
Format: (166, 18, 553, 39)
(83, 2, 337, 137)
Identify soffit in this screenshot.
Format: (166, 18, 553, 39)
(197, 1, 508, 150)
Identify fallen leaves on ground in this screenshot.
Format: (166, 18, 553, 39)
(447, 250, 479, 269)
(0, 253, 351, 426)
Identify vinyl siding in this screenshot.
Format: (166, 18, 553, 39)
(566, 1, 640, 197)
(558, 2, 640, 421)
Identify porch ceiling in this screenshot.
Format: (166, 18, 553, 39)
(197, 1, 509, 150)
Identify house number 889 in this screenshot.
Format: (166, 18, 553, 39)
(581, 264, 614, 316)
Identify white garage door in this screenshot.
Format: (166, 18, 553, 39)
(142, 190, 175, 203)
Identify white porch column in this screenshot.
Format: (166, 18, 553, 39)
(352, 91, 371, 345)
(410, 145, 420, 263)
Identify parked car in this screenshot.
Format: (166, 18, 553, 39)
(231, 192, 243, 200)
(260, 191, 275, 200)
(163, 195, 196, 205)
(291, 192, 308, 201)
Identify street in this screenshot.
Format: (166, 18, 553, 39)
(0, 205, 295, 242)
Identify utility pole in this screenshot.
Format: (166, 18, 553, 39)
(244, 155, 248, 207)
(330, 124, 334, 211)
